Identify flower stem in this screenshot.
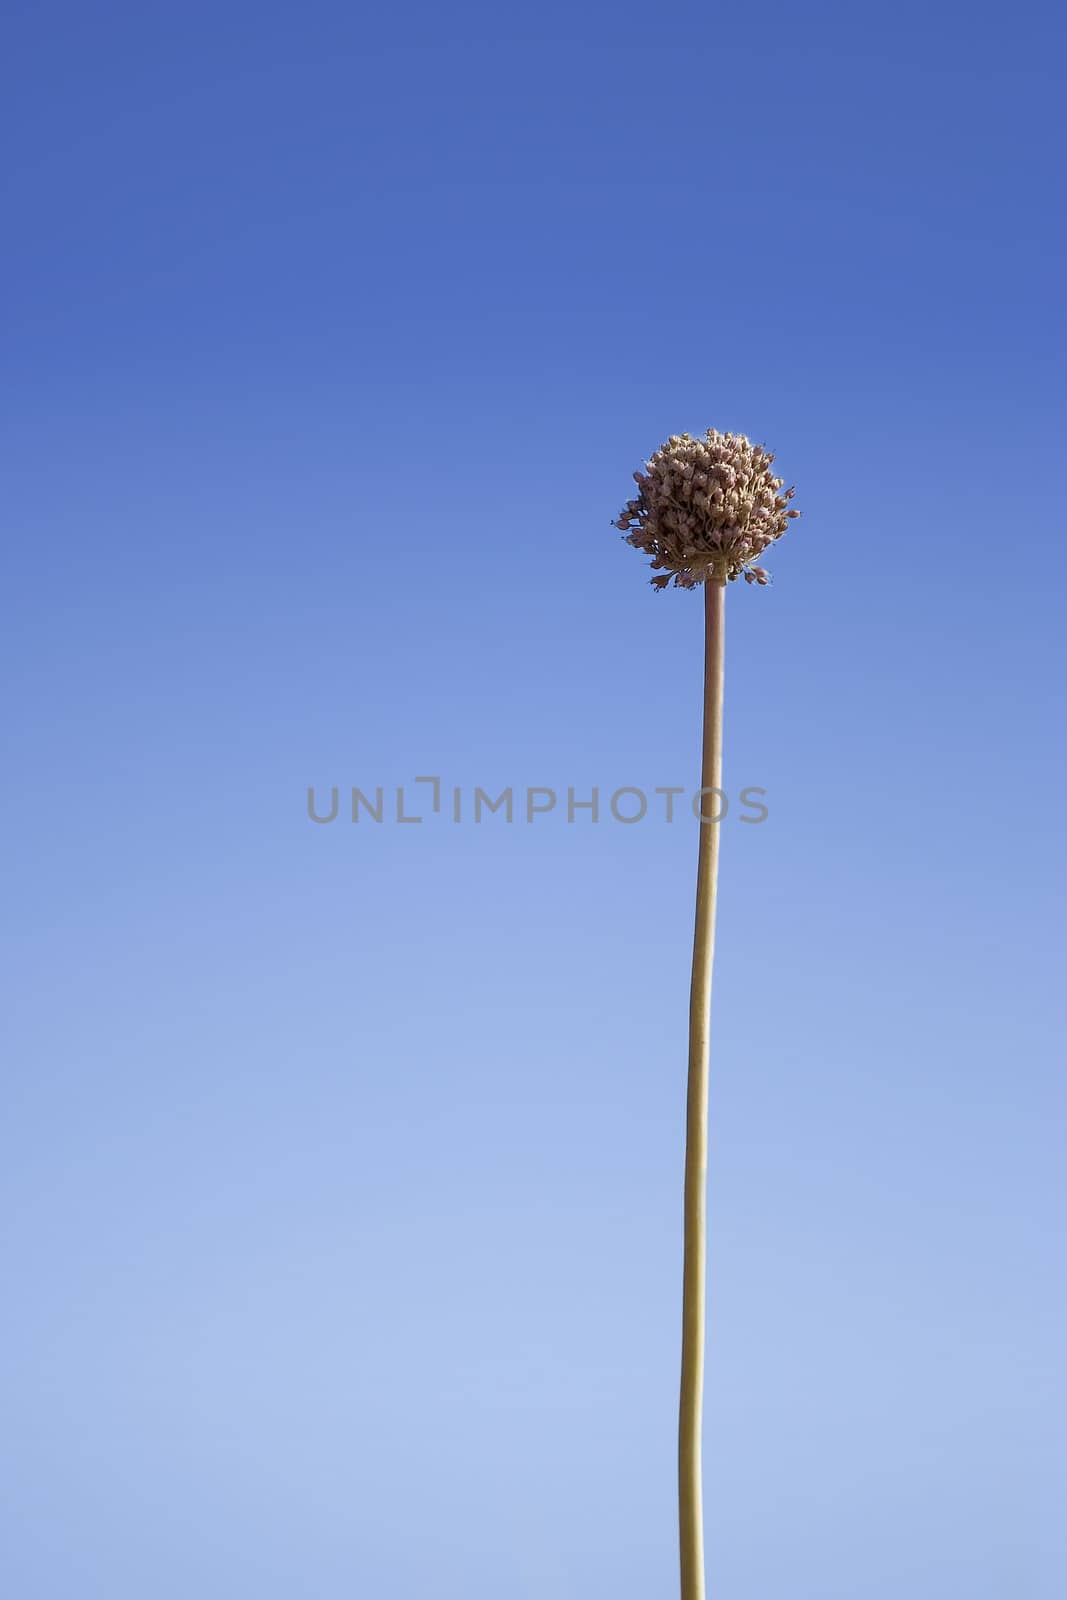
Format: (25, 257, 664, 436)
(679, 579, 725, 1600)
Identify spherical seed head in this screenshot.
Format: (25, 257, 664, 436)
(614, 429, 800, 590)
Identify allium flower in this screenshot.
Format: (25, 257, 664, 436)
(609, 423, 801, 1600)
(614, 429, 800, 590)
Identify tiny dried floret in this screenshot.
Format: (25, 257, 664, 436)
(614, 429, 800, 589)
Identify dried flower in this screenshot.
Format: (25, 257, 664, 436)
(614, 429, 800, 589)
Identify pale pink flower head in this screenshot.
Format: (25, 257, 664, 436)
(614, 429, 800, 589)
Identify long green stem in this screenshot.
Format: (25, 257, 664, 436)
(679, 579, 725, 1600)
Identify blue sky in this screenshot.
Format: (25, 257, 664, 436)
(2, 2, 1065, 1596)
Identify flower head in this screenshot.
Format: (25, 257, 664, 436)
(614, 429, 800, 589)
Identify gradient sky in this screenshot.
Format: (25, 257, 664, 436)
(2, 3, 1065, 1596)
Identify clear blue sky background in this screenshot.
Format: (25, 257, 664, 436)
(2, 2, 1065, 1596)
